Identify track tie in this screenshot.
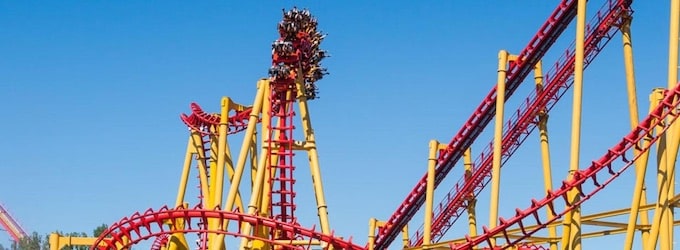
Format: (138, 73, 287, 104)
(560, 184, 571, 206)
(590, 172, 601, 187)
(606, 163, 615, 175)
(620, 151, 629, 163)
(481, 226, 492, 247)
(516, 217, 528, 236)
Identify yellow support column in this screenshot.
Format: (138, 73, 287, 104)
(190, 132, 212, 208)
(665, 0, 680, 247)
(243, 86, 295, 249)
(295, 79, 333, 236)
(224, 79, 267, 211)
(402, 224, 410, 248)
(167, 135, 197, 250)
(210, 80, 267, 250)
(621, 14, 653, 250)
(645, 88, 670, 250)
(368, 218, 378, 250)
(489, 49, 509, 247)
(250, 82, 276, 250)
(648, 0, 680, 248)
(464, 148, 477, 238)
(209, 130, 218, 206)
(534, 60, 557, 250)
(174, 136, 196, 207)
(562, 0, 586, 249)
(424, 140, 439, 246)
(212, 97, 230, 208)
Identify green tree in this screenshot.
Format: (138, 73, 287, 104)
(92, 224, 108, 238)
(11, 231, 44, 250)
(0, 243, 7, 250)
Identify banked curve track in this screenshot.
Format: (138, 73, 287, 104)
(90, 206, 365, 250)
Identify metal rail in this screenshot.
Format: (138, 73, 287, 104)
(410, 0, 632, 245)
(373, 0, 580, 248)
(453, 80, 680, 249)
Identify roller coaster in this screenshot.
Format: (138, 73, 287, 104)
(14, 0, 680, 249)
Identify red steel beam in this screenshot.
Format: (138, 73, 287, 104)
(410, 0, 632, 245)
(0, 204, 27, 243)
(92, 206, 364, 250)
(373, 1, 581, 248)
(452, 80, 680, 249)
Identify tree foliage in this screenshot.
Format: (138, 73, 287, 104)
(4, 223, 110, 250)
(92, 224, 107, 238)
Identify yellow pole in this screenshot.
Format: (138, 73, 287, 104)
(204, 100, 229, 249)
(211, 80, 267, 250)
(190, 132, 212, 209)
(242, 85, 294, 249)
(248, 83, 275, 250)
(424, 140, 439, 246)
(645, 88, 670, 250)
(489, 49, 509, 246)
(561, 1, 586, 249)
(223, 80, 267, 212)
(209, 131, 218, 207)
(212, 96, 230, 210)
(251, 131, 258, 187)
(648, 0, 680, 247)
(402, 225, 410, 248)
(534, 60, 557, 250)
(167, 135, 195, 250)
(463, 148, 477, 241)
(49, 233, 59, 250)
(295, 79, 333, 235)
(621, 14, 653, 250)
(665, 0, 680, 247)
(368, 218, 377, 250)
(174, 137, 195, 207)
(464, 148, 477, 238)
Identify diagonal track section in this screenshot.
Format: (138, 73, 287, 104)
(410, 0, 632, 245)
(373, 1, 581, 248)
(451, 81, 680, 249)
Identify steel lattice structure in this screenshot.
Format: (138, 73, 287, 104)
(30, 0, 680, 249)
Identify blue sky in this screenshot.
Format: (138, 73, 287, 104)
(0, 1, 678, 249)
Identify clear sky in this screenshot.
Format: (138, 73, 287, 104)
(0, 0, 678, 249)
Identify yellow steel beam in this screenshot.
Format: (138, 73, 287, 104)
(489, 50, 510, 246)
(211, 79, 267, 250)
(621, 12, 653, 250)
(581, 220, 634, 229)
(464, 147, 477, 238)
(295, 75, 333, 237)
(646, 88, 673, 250)
(562, 0, 587, 249)
(424, 140, 440, 245)
(414, 200, 680, 250)
(665, 0, 680, 247)
(534, 59, 557, 250)
(241, 84, 287, 249)
(414, 219, 680, 249)
(49, 234, 114, 250)
(368, 218, 378, 250)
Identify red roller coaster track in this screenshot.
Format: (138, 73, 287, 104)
(88, 1, 680, 249)
(453, 79, 680, 249)
(0, 204, 27, 243)
(410, 0, 632, 245)
(91, 206, 365, 250)
(373, 0, 583, 248)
